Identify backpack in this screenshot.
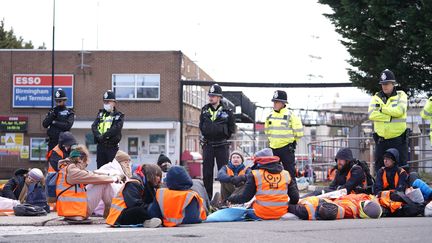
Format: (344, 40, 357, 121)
(45, 172, 58, 199)
(27, 183, 50, 213)
(354, 160, 375, 193)
(13, 204, 47, 216)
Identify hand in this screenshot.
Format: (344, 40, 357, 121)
(231, 175, 246, 187)
(113, 175, 123, 183)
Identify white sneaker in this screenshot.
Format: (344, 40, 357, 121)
(143, 218, 162, 228)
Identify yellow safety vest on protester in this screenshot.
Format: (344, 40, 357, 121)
(368, 91, 407, 139)
(98, 113, 114, 135)
(265, 107, 303, 149)
(420, 97, 432, 142)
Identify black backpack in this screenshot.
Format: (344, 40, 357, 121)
(354, 160, 375, 193)
(13, 204, 47, 216)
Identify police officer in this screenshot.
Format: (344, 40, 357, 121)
(368, 69, 408, 173)
(199, 84, 236, 199)
(420, 97, 432, 142)
(42, 88, 75, 151)
(265, 90, 304, 180)
(91, 90, 125, 168)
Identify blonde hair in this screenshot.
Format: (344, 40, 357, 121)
(69, 144, 90, 164)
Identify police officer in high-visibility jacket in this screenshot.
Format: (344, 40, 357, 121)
(227, 148, 299, 220)
(92, 90, 125, 169)
(369, 69, 408, 173)
(265, 90, 303, 179)
(199, 84, 236, 199)
(421, 97, 432, 142)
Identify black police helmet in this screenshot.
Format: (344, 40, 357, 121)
(103, 90, 116, 101)
(271, 90, 288, 103)
(208, 84, 223, 97)
(379, 69, 396, 84)
(54, 88, 67, 100)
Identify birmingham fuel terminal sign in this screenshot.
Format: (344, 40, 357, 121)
(13, 74, 74, 108)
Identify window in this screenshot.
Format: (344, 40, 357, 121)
(183, 85, 207, 108)
(149, 134, 165, 155)
(30, 138, 48, 161)
(112, 74, 160, 100)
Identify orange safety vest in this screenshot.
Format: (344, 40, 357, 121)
(46, 145, 65, 173)
(226, 165, 247, 177)
(156, 188, 207, 227)
(334, 193, 375, 218)
(346, 166, 367, 190)
(300, 197, 344, 220)
(327, 167, 336, 181)
(382, 168, 405, 190)
(106, 179, 141, 226)
(56, 164, 87, 218)
(378, 190, 403, 213)
(251, 169, 290, 220)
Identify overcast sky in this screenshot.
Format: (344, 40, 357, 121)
(0, 0, 371, 110)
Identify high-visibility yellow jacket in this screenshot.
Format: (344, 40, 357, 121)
(420, 97, 432, 141)
(368, 90, 407, 139)
(265, 107, 303, 149)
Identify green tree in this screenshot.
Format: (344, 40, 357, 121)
(319, 0, 432, 96)
(0, 19, 46, 49)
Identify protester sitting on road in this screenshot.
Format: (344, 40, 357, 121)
(227, 148, 299, 220)
(1, 168, 49, 212)
(217, 150, 251, 203)
(56, 145, 122, 222)
(157, 154, 172, 183)
(302, 164, 317, 182)
(332, 193, 382, 219)
(148, 166, 206, 227)
(374, 148, 408, 195)
(106, 164, 162, 227)
(288, 196, 344, 220)
(329, 148, 371, 194)
(46, 131, 77, 173)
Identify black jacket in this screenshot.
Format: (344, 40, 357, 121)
(123, 175, 157, 209)
(329, 160, 366, 194)
(199, 103, 236, 142)
(374, 166, 408, 195)
(227, 162, 299, 205)
(42, 106, 75, 144)
(91, 109, 124, 147)
(1, 169, 28, 200)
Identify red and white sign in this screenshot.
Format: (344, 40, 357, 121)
(13, 74, 73, 86)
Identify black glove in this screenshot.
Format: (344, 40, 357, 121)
(231, 175, 246, 187)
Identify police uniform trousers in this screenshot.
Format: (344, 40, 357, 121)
(96, 144, 119, 169)
(272, 144, 296, 181)
(202, 143, 229, 199)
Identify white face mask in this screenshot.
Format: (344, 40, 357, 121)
(103, 104, 113, 112)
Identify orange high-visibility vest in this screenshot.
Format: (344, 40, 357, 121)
(106, 179, 141, 226)
(327, 167, 336, 181)
(382, 168, 405, 190)
(252, 169, 290, 220)
(156, 188, 207, 227)
(300, 197, 344, 220)
(46, 145, 65, 172)
(334, 194, 375, 218)
(378, 190, 403, 213)
(56, 164, 87, 218)
(226, 165, 247, 177)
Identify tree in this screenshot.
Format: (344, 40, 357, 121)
(318, 0, 432, 96)
(0, 19, 46, 49)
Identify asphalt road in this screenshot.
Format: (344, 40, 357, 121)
(1, 217, 431, 243)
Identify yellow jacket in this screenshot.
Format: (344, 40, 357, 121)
(265, 107, 303, 149)
(420, 97, 432, 141)
(368, 90, 407, 139)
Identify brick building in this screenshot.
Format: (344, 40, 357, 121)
(0, 50, 213, 178)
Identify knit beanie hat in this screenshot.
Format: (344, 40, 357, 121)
(335, 148, 353, 162)
(28, 168, 44, 182)
(255, 148, 273, 157)
(360, 200, 382, 219)
(230, 150, 245, 162)
(157, 154, 172, 166)
(383, 148, 399, 164)
(115, 150, 131, 163)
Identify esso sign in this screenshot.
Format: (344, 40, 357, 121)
(15, 76, 42, 85)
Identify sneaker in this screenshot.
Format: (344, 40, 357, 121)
(143, 218, 162, 228)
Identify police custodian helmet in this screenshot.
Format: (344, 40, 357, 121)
(379, 69, 396, 84)
(271, 90, 288, 103)
(208, 84, 223, 97)
(54, 88, 67, 100)
(103, 90, 116, 101)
